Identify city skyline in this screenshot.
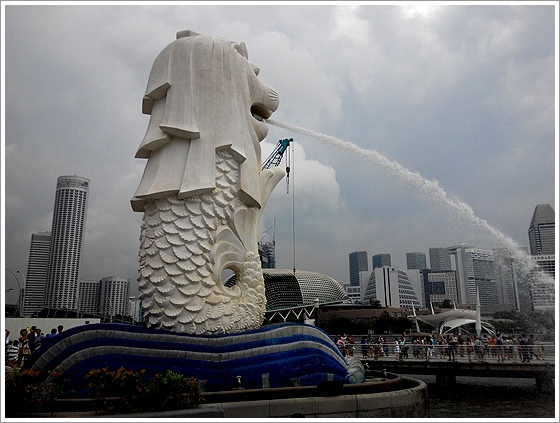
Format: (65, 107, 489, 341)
(3, 4, 557, 303)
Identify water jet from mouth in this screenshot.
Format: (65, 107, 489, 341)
(266, 119, 553, 291)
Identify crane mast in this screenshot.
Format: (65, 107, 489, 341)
(262, 138, 293, 170)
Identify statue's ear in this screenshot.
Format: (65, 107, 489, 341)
(176, 30, 200, 39)
(235, 42, 248, 59)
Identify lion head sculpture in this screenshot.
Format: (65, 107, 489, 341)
(132, 30, 280, 211)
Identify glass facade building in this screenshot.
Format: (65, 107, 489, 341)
(429, 247, 452, 271)
(372, 253, 391, 269)
(349, 251, 368, 286)
(406, 252, 427, 270)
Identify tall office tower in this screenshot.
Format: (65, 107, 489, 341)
(429, 248, 452, 271)
(128, 297, 144, 324)
(528, 204, 555, 255)
(22, 232, 51, 317)
(449, 245, 497, 306)
(406, 252, 427, 270)
(526, 204, 555, 311)
(44, 175, 90, 310)
(493, 249, 520, 311)
(372, 253, 391, 269)
(349, 251, 368, 286)
(77, 279, 101, 315)
(420, 269, 458, 310)
(99, 276, 131, 319)
(258, 241, 276, 269)
(527, 256, 555, 311)
(363, 266, 421, 309)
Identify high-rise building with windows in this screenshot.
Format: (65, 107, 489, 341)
(429, 247, 452, 271)
(420, 269, 458, 310)
(259, 241, 276, 269)
(449, 245, 497, 306)
(528, 204, 555, 255)
(372, 253, 391, 269)
(44, 175, 90, 310)
(406, 252, 427, 270)
(526, 204, 555, 311)
(77, 279, 101, 315)
(349, 251, 368, 286)
(99, 277, 131, 319)
(493, 248, 520, 310)
(22, 232, 51, 317)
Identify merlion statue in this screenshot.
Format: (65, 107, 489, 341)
(131, 30, 284, 335)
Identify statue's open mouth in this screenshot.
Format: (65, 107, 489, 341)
(251, 104, 271, 122)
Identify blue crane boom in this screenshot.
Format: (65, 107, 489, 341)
(262, 138, 293, 170)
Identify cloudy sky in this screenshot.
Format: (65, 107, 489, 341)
(2, 2, 557, 303)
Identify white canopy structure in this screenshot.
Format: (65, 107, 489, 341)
(412, 308, 495, 335)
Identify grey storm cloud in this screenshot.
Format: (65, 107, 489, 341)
(2, 3, 556, 302)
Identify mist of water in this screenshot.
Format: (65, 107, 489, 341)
(266, 119, 554, 288)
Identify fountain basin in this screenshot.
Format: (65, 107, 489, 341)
(19, 373, 428, 419)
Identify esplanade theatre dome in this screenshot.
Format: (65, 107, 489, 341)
(262, 269, 349, 310)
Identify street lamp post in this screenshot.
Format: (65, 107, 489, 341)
(6, 268, 24, 317)
(314, 298, 320, 327)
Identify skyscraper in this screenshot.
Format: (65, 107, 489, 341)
(527, 204, 555, 311)
(406, 252, 427, 270)
(44, 175, 90, 311)
(528, 204, 555, 255)
(420, 269, 458, 310)
(429, 247, 452, 271)
(449, 245, 497, 306)
(77, 279, 101, 315)
(372, 253, 391, 269)
(99, 276, 131, 319)
(22, 232, 51, 317)
(259, 241, 276, 269)
(349, 251, 368, 286)
(493, 248, 520, 310)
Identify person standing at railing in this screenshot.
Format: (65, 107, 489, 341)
(528, 335, 537, 361)
(474, 337, 484, 361)
(394, 337, 401, 361)
(458, 333, 465, 358)
(505, 335, 514, 360)
(534, 336, 545, 360)
(519, 334, 530, 363)
(495, 334, 505, 362)
(513, 335, 522, 361)
(481, 334, 489, 357)
(465, 337, 474, 362)
(360, 336, 369, 358)
(488, 335, 497, 360)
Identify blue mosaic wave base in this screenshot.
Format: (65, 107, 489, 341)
(29, 322, 350, 393)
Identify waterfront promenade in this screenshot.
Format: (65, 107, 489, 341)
(359, 344, 555, 392)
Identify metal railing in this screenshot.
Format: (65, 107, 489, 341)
(336, 341, 556, 363)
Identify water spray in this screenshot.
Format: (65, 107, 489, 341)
(266, 119, 554, 290)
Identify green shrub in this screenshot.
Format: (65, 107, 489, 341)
(4, 367, 67, 416)
(84, 367, 202, 413)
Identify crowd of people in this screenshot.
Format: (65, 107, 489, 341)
(5, 325, 64, 369)
(333, 332, 547, 363)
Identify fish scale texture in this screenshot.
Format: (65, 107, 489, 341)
(138, 150, 266, 335)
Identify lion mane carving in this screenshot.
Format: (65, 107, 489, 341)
(131, 30, 284, 335)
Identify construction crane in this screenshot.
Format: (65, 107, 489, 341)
(261, 137, 297, 274)
(262, 138, 293, 170)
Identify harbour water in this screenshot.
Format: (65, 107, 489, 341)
(407, 374, 557, 419)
